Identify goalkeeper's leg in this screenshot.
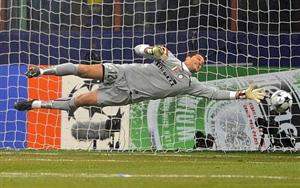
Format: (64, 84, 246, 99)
(26, 63, 104, 80)
(14, 91, 97, 111)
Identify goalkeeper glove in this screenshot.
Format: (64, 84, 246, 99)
(237, 84, 266, 103)
(146, 46, 168, 61)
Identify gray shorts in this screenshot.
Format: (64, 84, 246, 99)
(96, 63, 131, 107)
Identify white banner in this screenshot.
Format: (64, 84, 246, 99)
(61, 76, 130, 150)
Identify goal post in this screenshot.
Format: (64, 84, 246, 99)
(0, 0, 299, 151)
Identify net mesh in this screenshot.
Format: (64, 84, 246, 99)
(0, 0, 299, 151)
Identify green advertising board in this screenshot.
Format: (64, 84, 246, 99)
(130, 67, 300, 151)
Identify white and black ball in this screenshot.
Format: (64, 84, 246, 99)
(270, 90, 293, 113)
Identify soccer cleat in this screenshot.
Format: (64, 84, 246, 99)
(14, 100, 35, 111)
(25, 67, 41, 78)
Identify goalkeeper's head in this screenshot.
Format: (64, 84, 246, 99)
(184, 52, 206, 73)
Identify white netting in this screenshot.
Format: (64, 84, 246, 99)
(0, 0, 299, 151)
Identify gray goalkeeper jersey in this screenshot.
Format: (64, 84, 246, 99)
(102, 44, 233, 105)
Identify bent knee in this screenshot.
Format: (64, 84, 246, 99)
(78, 65, 91, 77)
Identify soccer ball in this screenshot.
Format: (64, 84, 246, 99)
(270, 90, 293, 113)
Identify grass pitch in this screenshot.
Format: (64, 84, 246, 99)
(0, 150, 299, 188)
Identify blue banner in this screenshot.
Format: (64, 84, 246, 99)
(0, 64, 27, 149)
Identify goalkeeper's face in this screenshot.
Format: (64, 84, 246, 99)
(185, 54, 205, 73)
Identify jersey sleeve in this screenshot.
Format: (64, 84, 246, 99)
(186, 77, 236, 100)
(134, 44, 152, 59)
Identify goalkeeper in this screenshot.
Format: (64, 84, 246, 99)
(15, 44, 266, 111)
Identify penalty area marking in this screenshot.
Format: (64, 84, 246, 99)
(0, 172, 299, 180)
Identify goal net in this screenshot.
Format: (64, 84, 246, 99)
(0, 0, 299, 151)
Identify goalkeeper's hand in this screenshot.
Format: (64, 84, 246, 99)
(237, 84, 266, 103)
(146, 46, 168, 61)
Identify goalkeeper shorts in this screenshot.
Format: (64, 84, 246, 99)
(96, 63, 132, 106)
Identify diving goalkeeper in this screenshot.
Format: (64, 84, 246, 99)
(15, 44, 266, 111)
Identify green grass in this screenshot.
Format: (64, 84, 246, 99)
(0, 150, 299, 188)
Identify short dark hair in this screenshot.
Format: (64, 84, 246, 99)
(187, 51, 207, 62)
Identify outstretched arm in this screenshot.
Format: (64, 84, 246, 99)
(134, 44, 169, 61)
(189, 80, 266, 103)
(212, 84, 266, 103)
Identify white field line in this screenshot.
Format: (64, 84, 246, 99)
(1, 158, 196, 163)
(2, 158, 299, 164)
(1, 151, 300, 159)
(0, 172, 299, 180)
(0, 151, 193, 158)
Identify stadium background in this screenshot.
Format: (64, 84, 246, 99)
(0, 1, 300, 188)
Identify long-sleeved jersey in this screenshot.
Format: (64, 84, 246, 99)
(100, 44, 235, 105)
